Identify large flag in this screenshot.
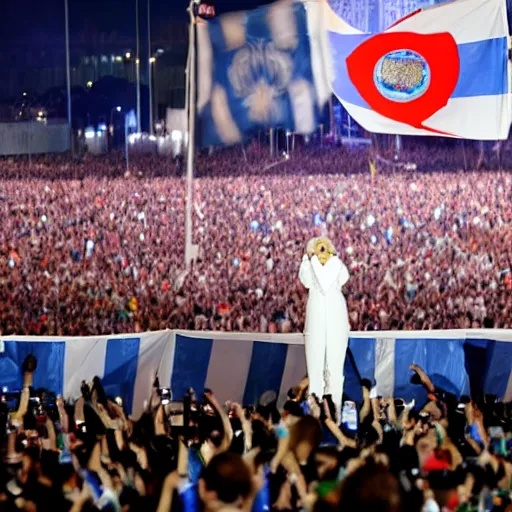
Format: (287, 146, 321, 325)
(328, 0, 512, 140)
(196, 0, 326, 146)
(3, 330, 512, 418)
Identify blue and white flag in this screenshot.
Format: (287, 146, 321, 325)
(2, 330, 512, 419)
(196, 0, 325, 146)
(326, 0, 512, 139)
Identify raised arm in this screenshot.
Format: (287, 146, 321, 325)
(310, 255, 343, 294)
(298, 254, 313, 289)
(338, 262, 350, 288)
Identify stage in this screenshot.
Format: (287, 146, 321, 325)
(0, 329, 511, 418)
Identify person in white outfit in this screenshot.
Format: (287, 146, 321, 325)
(298, 237, 350, 421)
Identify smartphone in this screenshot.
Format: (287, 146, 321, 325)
(165, 401, 184, 427)
(341, 401, 358, 432)
(159, 388, 171, 406)
(489, 426, 504, 438)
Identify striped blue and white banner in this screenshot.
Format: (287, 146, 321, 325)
(1, 329, 511, 418)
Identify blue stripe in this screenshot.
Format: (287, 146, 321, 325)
(171, 335, 213, 400)
(345, 337, 376, 402)
(103, 338, 141, 414)
(454, 38, 507, 97)
(394, 338, 469, 404)
(243, 342, 288, 406)
(0, 341, 65, 394)
(483, 340, 512, 398)
(329, 32, 507, 110)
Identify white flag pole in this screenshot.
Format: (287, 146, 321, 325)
(125, 116, 130, 174)
(185, 0, 197, 267)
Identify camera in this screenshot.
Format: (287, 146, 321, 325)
(158, 388, 172, 406)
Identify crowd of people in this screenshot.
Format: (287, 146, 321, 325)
(0, 354, 510, 511)
(0, 140, 511, 335)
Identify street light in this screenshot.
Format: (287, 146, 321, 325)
(110, 106, 122, 143)
(149, 55, 157, 135)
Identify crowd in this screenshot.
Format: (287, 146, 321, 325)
(0, 140, 512, 335)
(0, 354, 511, 512)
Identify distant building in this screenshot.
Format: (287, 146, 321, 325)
(327, 0, 447, 33)
(0, 20, 188, 113)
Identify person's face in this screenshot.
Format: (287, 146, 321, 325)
(314, 238, 333, 265)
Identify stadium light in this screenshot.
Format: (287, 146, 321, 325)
(116, 106, 122, 112)
(125, 52, 131, 59)
(86, 81, 93, 88)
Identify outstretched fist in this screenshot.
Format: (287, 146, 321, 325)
(21, 354, 37, 374)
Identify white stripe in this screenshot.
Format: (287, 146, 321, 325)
(158, 331, 176, 392)
(387, 0, 508, 44)
(304, 0, 333, 107)
(504, 371, 512, 402)
(267, 0, 298, 51)
(220, 12, 247, 50)
(205, 339, 254, 405)
(316, 0, 364, 35)
(211, 85, 243, 144)
(278, 343, 307, 408)
(132, 332, 170, 419)
(197, 21, 213, 114)
(173, 330, 305, 344)
(6, 329, 512, 344)
(63, 337, 108, 399)
(374, 337, 396, 398)
(340, 95, 511, 140)
(288, 79, 316, 134)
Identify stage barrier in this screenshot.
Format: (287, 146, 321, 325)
(1, 329, 511, 418)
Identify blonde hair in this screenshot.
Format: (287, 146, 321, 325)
(307, 237, 337, 255)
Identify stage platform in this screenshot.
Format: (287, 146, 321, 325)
(1, 329, 511, 418)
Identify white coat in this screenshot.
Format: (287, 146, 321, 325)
(299, 254, 350, 417)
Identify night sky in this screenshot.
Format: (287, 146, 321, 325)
(4, 0, 272, 40)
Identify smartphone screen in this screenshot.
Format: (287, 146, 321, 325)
(165, 401, 184, 427)
(342, 401, 358, 432)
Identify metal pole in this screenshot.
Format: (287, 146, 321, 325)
(348, 113, 351, 139)
(28, 120, 32, 167)
(136, 0, 141, 133)
(154, 60, 158, 127)
(64, 0, 73, 154)
(328, 95, 334, 136)
(269, 128, 274, 157)
(125, 118, 129, 174)
(185, 0, 196, 267)
(147, 0, 153, 135)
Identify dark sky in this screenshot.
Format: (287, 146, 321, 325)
(4, 0, 272, 41)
